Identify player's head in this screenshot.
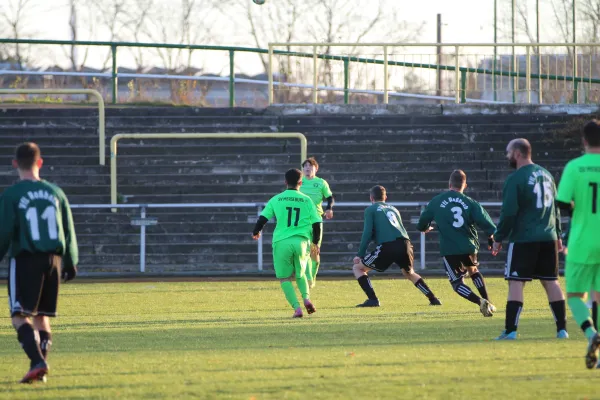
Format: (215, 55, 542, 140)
(449, 169, 467, 192)
(13, 142, 43, 176)
(583, 119, 600, 149)
(506, 138, 532, 169)
(285, 168, 303, 188)
(370, 185, 386, 203)
(302, 157, 318, 178)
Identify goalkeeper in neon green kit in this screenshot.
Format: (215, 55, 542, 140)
(300, 157, 334, 288)
(556, 119, 600, 369)
(252, 168, 322, 318)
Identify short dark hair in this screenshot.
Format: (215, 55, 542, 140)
(449, 169, 467, 189)
(510, 138, 532, 158)
(15, 142, 41, 170)
(370, 185, 386, 201)
(583, 119, 600, 147)
(285, 168, 302, 186)
(302, 157, 319, 169)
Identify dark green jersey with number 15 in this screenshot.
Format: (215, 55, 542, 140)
(494, 164, 561, 243)
(0, 180, 79, 268)
(417, 190, 496, 256)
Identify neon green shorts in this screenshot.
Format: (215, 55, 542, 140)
(272, 236, 311, 279)
(565, 260, 600, 293)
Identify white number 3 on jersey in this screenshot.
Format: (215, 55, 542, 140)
(451, 206, 465, 228)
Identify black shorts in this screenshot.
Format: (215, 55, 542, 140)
(361, 239, 414, 273)
(442, 254, 479, 282)
(7, 252, 62, 317)
(505, 241, 558, 281)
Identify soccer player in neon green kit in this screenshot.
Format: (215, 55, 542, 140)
(252, 168, 322, 318)
(556, 120, 600, 369)
(300, 158, 334, 288)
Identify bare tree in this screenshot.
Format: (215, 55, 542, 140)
(122, 0, 155, 71)
(0, 0, 36, 69)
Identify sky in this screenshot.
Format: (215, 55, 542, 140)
(0, 0, 579, 76)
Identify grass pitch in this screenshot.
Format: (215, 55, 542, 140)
(0, 277, 597, 399)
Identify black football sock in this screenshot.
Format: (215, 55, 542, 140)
(505, 301, 523, 333)
(549, 300, 567, 332)
(357, 276, 378, 301)
(470, 272, 489, 300)
(414, 278, 437, 301)
(453, 282, 482, 305)
(38, 330, 52, 360)
(17, 324, 44, 367)
(593, 301, 598, 331)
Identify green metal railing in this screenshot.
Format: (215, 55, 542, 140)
(1, 39, 599, 106)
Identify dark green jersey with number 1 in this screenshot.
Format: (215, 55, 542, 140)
(417, 190, 496, 256)
(494, 164, 561, 243)
(357, 202, 409, 257)
(0, 180, 79, 268)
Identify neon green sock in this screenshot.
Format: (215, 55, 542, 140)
(280, 281, 300, 309)
(311, 260, 320, 281)
(567, 297, 597, 340)
(296, 274, 309, 300)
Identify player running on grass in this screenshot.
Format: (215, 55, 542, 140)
(353, 185, 442, 307)
(300, 157, 334, 288)
(252, 168, 321, 318)
(417, 170, 497, 317)
(492, 138, 568, 340)
(0, 143, 79, 384)
(556, 120, 600, 368)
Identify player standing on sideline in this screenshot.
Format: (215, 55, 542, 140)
(252, 168, 322, 318)
(555, 120, 600, 368)
(353, 185, 442, 307)
(492, 138, 568, 340)
(0, 143, 78, 383)
(300, 157, 334, 288)
(417, 170, 497, 317)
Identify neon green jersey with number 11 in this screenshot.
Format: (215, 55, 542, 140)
(556, 153, 600, 264)
(261, 189, 322, 244)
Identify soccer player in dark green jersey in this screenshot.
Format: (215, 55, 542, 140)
(0, 143, 79, 384)
(418, 170, 496, 317)
(252, 168, 322, 318)
(300, 157, 334, 288)
(556, 120, 600, 368)
(353, 185, 441, 307)
(492, 138, 568, 340)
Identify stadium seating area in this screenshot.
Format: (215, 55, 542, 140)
(0, 106, 585, 275)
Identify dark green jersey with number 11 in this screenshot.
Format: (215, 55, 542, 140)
(417, 190, 496, 256)
(0, 180, 79, 268)
(494, 164, 561, 243)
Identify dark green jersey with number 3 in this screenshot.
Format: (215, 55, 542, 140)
(494, 164, 561, 243)
(417, 191, 496, 256)
(0, 180, 79, 268)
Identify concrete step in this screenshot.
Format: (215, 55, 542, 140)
(65, 190, 505, 203)
(20, 159, 572, 176)
(0, 150, 579, 167)
(0, 141, 577, 158)
(0, 130, 576, 146)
